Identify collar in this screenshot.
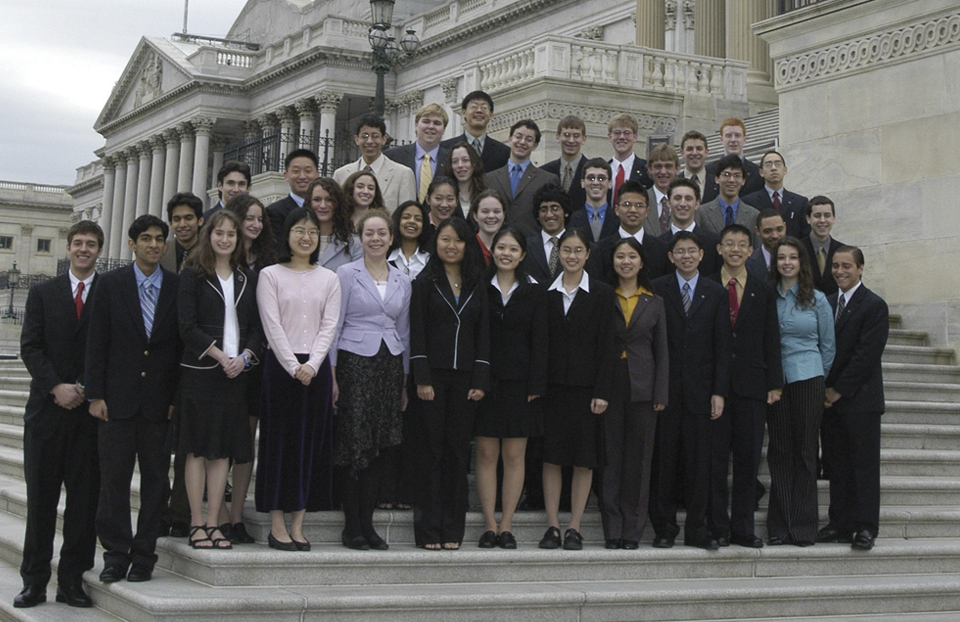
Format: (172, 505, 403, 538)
(289, 192, 305, 208)
(765, 185, 785, 199)
(560, 153, 581, 165)
(542, 228, 565, 245)
(762, 245, 772, 266)
(618, 226, 644, 243)
(491, 274, 521, 298)
(721, 266, 747, 291)
(611, 153, 636, 174)
(549, 269, 590, 294)
(839, 280, 862, 305)
(388, 246, 429, 267)
(68, 270, 95, 295)
(675, 270, 699, 293)
(586, 202, 609, 220)
(133, 262, 163, 289)
(416, 143, 441, 162)
(359, 153, 386, 174)
(466, 132, 486, 149)
(653, 187, 669, 207)
(509, 159, 532, 174)
(683, 168, 705, 186)
(671, 221, 696, 234)
(718, 196, 740, 211)
(777, 281, 800, 299)
(810, 234, 832, 253)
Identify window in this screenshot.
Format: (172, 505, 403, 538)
(0, 237, 12, 250)
(37, 239, 51, 254)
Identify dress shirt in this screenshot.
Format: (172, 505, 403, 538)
(836, 280, 863, 313)
(415, 143, 441, 186)
(388, 246, 430, 280)
(775, 283, 836, 384)
(718, 196, 741, 224)
(765, 185, 785, 202)
(809, 234, 831, 258)
(720, 267, 746, 306)
(761, 246, 772, 268)
(548, 269, 590, 315)
(289, 192, 305, 208)
(611, 153, 636, 181)
(683, 167, 707, 191)
(491, 275, 521, 305)
(652, 187, 669, 219)
(670, 221, 697, 234)
(674, 271, 700, 296)
(355, 153, 387, 175)
(218, 273, 240, 358)
(467, 133, 486, 154)
(586, 202, 609, 223)
(133, 262, 164, 295)
(68, 270, 94, 303)
(541, 229, 564, 261)
(615, 286, 652, 359)
(509, 159, 532, 176)
(618, 226, 645, 243)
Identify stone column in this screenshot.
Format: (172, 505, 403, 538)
(295, 99, 317, 151)
(122, 149, 140, 260)
(148, 137, 166, 218)
(19, 225, 33, 273)
(211, 136, 226, 181)
(315, 92, 343, 174)
(636, 0, 665, 49)
(109, 154, 128, 256)
(99, 158, 116, 255)
(191, 117, 215, 205)
(257, 113, 279, 172)
(695, 0, 726, 58)
(177, 122, 195, 196)
(135, 142, 152, 219)
(162, 128, 180, 201)
(726, 0, 773, 78)
(277, 108, 298, 163)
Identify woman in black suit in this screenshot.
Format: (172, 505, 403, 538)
(410, 216, 489, 550)
(474, 228, 547, 549)
(539, 228, 617, 551)
(178, 211, 262, 549)
(600, 237, 668, 549)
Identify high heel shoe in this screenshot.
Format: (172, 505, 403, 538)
(268, 532, 297, 551)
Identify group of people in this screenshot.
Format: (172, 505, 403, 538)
(14, 88, 889, 611)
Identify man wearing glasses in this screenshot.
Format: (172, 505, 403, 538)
(440, 90, 510, 172)
(697, 154, 761, 248)
(541, 116, 590, 209)
(568, 158, 619, 243)
(742, 150, 810, 239)
(334, 114, 415, 214)
(607, 113, 652, 205)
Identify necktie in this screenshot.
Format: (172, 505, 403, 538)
(74, 281, 85, 319)
(724, 205, 735, 227)
(691, 174, 701, 193)
(682, 282, 691, 316)
(614, 165, 625, 204)
(817, 246, 826, 275)
(510, 163, 522, 197)
(728, 278, 739, 327)
(659, 196, 671, 233)
(548, 236, 560, 277)
(590, 206, 603, 242)
(363, 164, 372, 172)
(472, 138, 482, 155)
(772, 191, 781, 212)
(836, 293, 846, 322)
(418, 153, 432, 202)
(561, 163, 573, 192)
(140, 282, 158, 340)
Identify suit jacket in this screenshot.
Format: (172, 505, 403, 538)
(659, 226, 722, 278)
(742, 188, 810, 239)
(333, 156, 416, 214)
(440, 134, 511, 173)
(177, 266, 263, 369)
(159, 239, 193, 274)
(653, 273, 731, 415)
(642, 188, 672, 238)
(679, 170, 720, 207)
(320, 235, 364, 272)
(697, 198, 761, 249)
(486, 281, 548, 395)
(801, 235, 846, 296)
(20, 273, 99, 437)
(541, 155, 587, 210)
(585, 232, 669, 283)
(826, 285, 888, 414)
(569, 205, 619, 243)
(707, 271, 783, 401)
(266, 195, 301, 248)
(524, 233, 556, 285)
(608, 156, 652, 204)
(85, 264, 181, 422)
(745, 246, 770, 281)
(486, 163, 560, 238)
(706, 157, 763, 199)
(384, 143, 450, 183)
(613, 290, 669, 404)
(202, 201, 224, 223)
(331, 259, 412, 372)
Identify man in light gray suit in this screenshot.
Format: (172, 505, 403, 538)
(486, 119, 560, 238)
(697, 154, 760, 249)
(334, 114, 415, 214)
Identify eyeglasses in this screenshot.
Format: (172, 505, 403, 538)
(719, 172, 744, 180)
(511, 134, 537, 145)
(538, 204, 564, 213)
(559, 246, 587, 256)
(762, 160, 785, 169)
(617, 200, 647, 211)
(359, 133, 383, 141)
(610, 130, 635, 138)
(560, 132, 584, 140)
(292, 227, 320, 238)
(721, 241, 751, 250)
(466, 103, 491, 112)
(671, 247, 701, 256)
(585, 175, 609, 182)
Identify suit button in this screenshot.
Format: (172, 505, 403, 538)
(141, 372, 147, 378)
(144, 350, 149, 356)
(732, 353, 737, 358)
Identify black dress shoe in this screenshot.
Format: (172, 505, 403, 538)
(715, 535, 730, 547)
(99, 565, 126, 583)
(341, 533, 370, 551)
(816, 526, 852, 543)
(605, 539, 620, 549)
(620, 540, 639, 550)
(684, 535, 719, 551)
(562, 528, 583, 550)
(126, 565, 153, 583)
(477, 530, 498, 548)
(217, 523, 234, 541)
(652, 535, 675, 548)
(169, 522, 191, 538)
(269, 532, 299, 551)
(730, 534, 764, 548)
(13, 585, 46, 608)
(56, 583, 93, 608)
(365, 534, 389, 551)
(852, 530, 875, 551)
(538, 526, 561, 549)
(230, 522, 256, 544)
(793, 539, 815, 547)
(767, 536, 789, 546)
(498, 531, 517, 549)
(292, 538, 311, 552)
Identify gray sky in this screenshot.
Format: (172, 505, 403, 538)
(0, 0, 246, 187)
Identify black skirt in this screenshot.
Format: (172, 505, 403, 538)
(542, 384, 603, 469)
(474, 379, 544, 438)
(177, 366, 252, 463)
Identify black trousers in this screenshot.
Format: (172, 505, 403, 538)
(822, 409, 882, 537)
(413, 369, 477, 545)
(96, 412, 170, 570)
(20, 417, 99, 587)
(708, 394, 767, 538)
(767, 376, 824, 544)
(649, 405, 711, 541)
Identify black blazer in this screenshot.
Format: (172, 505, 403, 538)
(679, 170, 720, 207)
(745, 247, 770, 281)
(613, 290, 669, 404)
(826, 285, 888, 414)
(653, 273, 731, 415)
(585, 232, 669, 283)
(84, 264, 182, 422)
(659, 226, 721, 278)
(541, 155, 587, 209)
(178, 266, 263, 369)
(440, 134, 510, 173)
(569, 206, 620, 244)
(607, 157, 652, 204)
(266, 195, 300, 248)
(384, 143, 450, 180)
(742, 188, 810, 239)
(707, 271, 783, 401)
(524, 234, 555, 285)
(486, 281, 547, 396)
(20, 273, 99, 436)
(801, 235, 846, 296)
(409, 274, 489, 390)
(545, 278, 617, 400)
(706, 157, 763, 200)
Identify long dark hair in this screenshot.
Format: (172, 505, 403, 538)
(306, 177, 352, 243)
(443, 141, 487, 199)
(485, 227, 530, 284)
(183, 211, 244, 280)
(389, 200, 433, 253)
(422, 216, 485, 291)
(225, 194, 276, 271)
(769, 236, 816, 310)
(425, 176, 461, 221)
(608, 237, 652, 292)
(342, 170, 386, 225)
(277, 208, 321, 265)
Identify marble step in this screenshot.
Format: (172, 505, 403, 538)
(882, 362, 960, 384)
(0, 562, 121, 622)
(885, 382, 960, 402)
(883, 345, 955, 366)
(883, 400, 960, 425)
(756, 447, 960, 477)
(886, 329, 929, 347)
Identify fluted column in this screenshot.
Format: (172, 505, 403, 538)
(315, 92, 342, 174)
(277, 108, 298, 162)
(162, 128, 180, 203)
(109, 154, 128, 256)
(177, 122, 195, 196)
(211, 136, 226, 182)
(135, 142, 152, 221)
(695, 0, 726, 58)
(148, 137, 166, 219)
(19, 225, 33, 272)
(295, 99, 317, 151)
(636, 0, 665, 49)
(99, 158, 116, 255)
(122, 149, 140, 260)
(191, 117, 215, 204)
(726, 0, 773, 78)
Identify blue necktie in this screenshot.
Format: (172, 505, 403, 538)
(141, 282, 158, 340)
(724, 205, 734, 227)
(509, 164, 522, 197)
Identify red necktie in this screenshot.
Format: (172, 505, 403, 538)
(727, 278, 739, 327)
(614, 165, 625, 203)
(772, 191, 781, 212)
(74, 281, 84, 319)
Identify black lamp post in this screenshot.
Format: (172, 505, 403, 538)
(369, 0, 420, 118)
(6, 261, 20, 318)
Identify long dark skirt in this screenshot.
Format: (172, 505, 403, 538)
(255, 350, 334, 513)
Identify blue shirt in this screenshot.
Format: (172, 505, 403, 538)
(718, 196, 740, 223)
(675, 270, 699, 295)
(415, 143, 441, 186)
(133, 261, 164, 292)
(776, 283, 835, 383)
(586, 202, 609, 223)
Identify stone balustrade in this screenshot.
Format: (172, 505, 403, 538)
(0, 181, 67, 194)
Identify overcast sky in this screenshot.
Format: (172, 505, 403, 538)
(0, 1, 246, 187)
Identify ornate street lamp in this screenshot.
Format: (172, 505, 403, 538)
(6, 261, 20, 318)
(369, 0, 420, 117)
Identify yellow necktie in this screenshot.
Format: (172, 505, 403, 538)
(817, 246, 826, 275)
(418, 153, 433, 202)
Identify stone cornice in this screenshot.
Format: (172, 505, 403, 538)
(488, 101, 677, 135)
(245, 48, 371, 90)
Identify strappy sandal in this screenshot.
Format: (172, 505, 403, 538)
(206, 526, 233, 549)
(189, 525, 212, 549)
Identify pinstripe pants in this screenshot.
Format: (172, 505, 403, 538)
(766, 376, 825, 544)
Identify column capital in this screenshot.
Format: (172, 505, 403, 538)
(314, 92, 343, 114)
(682, 0, 694, 29)
(276, 107, 298, 125)
(242, 120, 261, 139)
(137, 142, 153, 159)
(150, 135, 166, 153)
(100, 156, 116, 172)
(21, 224, 34, 236)
(211, 135, 230, 151)
(177, 122, 195, 140)
(440, 78, 459, 105)
(256, 113, 278, 130)
(192, 116, 217, 135)
(121, 147, 140, 163)
(162, 127, 181, 147)
(294, 98, 317, 117)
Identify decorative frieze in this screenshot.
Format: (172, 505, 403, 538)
(489, 102, 677, 136)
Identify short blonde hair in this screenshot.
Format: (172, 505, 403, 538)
(647, 144, 679, 166)
(415, 103, 449, 127)
(607, 113, 638, 134)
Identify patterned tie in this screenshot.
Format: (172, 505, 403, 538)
(614, 165, 625, 204)
(561, 163, 573, 192)
(728, 278, 739, 327)
(725, 205, 735, 227)
(659, 196, 671, 233)
(772, 190, 781, 212)
(682, 282, 691, 316)
(363, 164, 373, 172)
(418, 153, 432, 202)
(74, 281, 84, 319)
(548, 236, 560, 277)
(817, 246, 826, 276)
(510, 163, 523, 197)
(836, 293, 846, 322)
(140, 281, 158, 340)
(590, 206, 603, 242)
(472, 138, 482, 155)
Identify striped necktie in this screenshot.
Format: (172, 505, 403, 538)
(682, 282, 691, 316)
(140, 282, 158, 339)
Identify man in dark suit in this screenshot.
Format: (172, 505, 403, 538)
(568, 158, 618, 243)
(819, 246, 889, 551)
(485, 119, 559, 238)
(15, 221, 104, 609)
(747, 208, 785, 279)
(742, 151, 809, 239)
(524, 184, 572, 285)
(659, 179, 721, 277)
(265, 149, 319, 246)
(159, 192, 204, 274)
(651, 231, 731, 550)
(705, 118, 763, 198)
(202, 160, 251, 221)
(540, 115, 588, 209)
(385, 103, 451, 202)
(801, 195, 846, 296)
(586, 180, 668, 282)
(86, 214, 182, 584)
(642, 145, 679, 238)
(678, 130, 720, 205)
(697, 154, 761, 249)
(607, 113, 652, 204)
(707, 224, 783, 549)
(440, 90, 510, 173)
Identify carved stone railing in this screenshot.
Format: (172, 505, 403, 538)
(0, 181, 68, 194)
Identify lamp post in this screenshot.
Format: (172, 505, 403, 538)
(6, 262, 20, 318)
(369, 0, 420, 118)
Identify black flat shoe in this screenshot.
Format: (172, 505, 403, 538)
(13, 585, 46, 608)
(341, 533, 370, 551)
(793, 539, 815, 547)
(498, 531, 517, 549)
(538, 526, 561, 549)
(852, 530, 875, 551)
(169, 522, 191, 538)
(767, 536, 788, 546)
(715, 535, 730, 547)
(816, 526, 852, 543)
(652, 535, 675, 548)
(292, 539, 311, 551)
(562, 528, 583, 550)
(230, 522, 256, 544)
(268, 532, 298, 551)
(477, 530, 498, 548)
(366, 534, 389, 551)
(56, 583, 93, 608)
(99, 565, 126, 583)
(620, 540, 639, 550)
(730, 534, 764, 548)
(126, 565, 153, 583)
(605, 539, 620, 549)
